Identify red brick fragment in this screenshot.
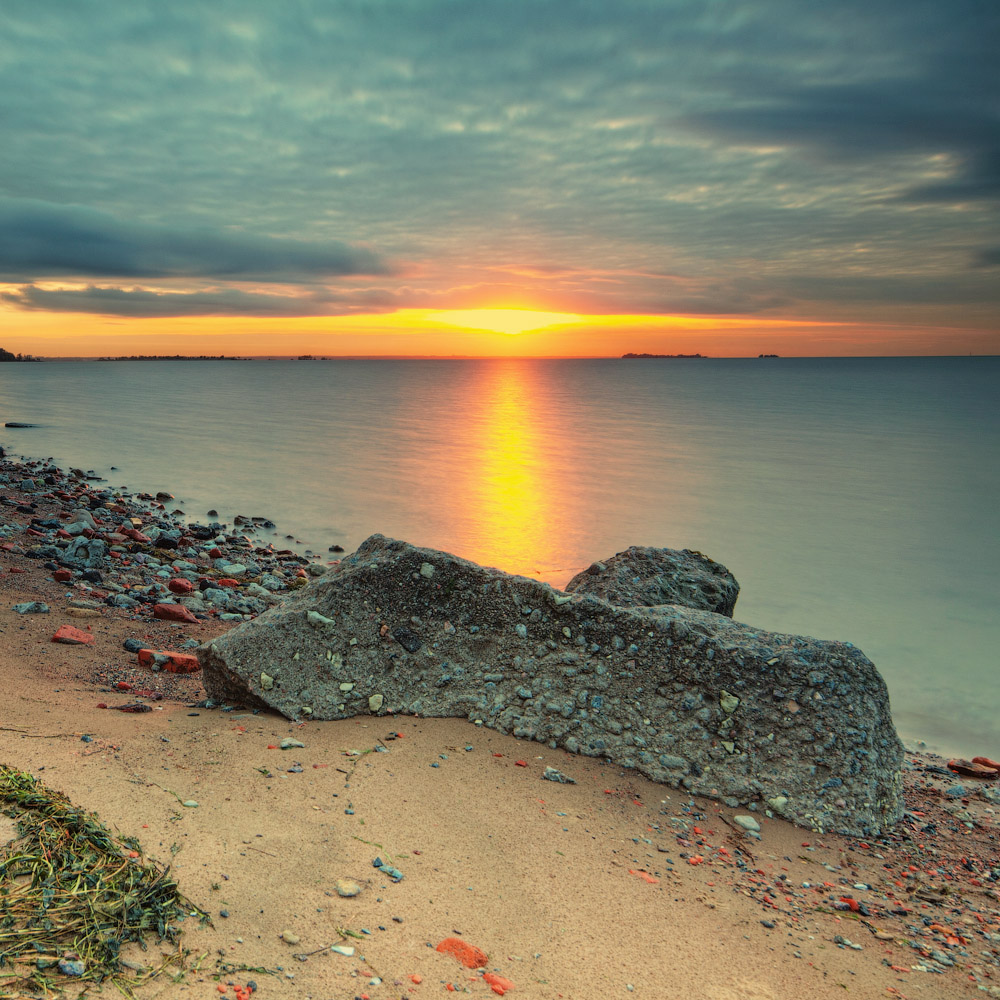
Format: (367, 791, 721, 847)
(483, 972, 515, 995)
(436, 937, 488, 969)
(53, 569, 73, 582)
(52, 625, 94, 645)
(152, 603, 198, 623)
(137, 648, 200, 673)
(168, 577, 195, 594)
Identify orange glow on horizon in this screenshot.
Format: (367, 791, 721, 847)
(424, 308, 583, 335)
(0, 294, 993, 358)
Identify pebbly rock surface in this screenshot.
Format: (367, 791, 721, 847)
(565, 544, 739, 616)
(199, 534, 903, 836)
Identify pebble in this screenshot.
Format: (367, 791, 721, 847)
(280, 930, 300, 945)
(733, 815, 761, 833)
(330, 944, 355, 957)
(57, 958, 85, 977)
(12, 601, 50, 614)
(542, 766, 576, 784)
(335, 879, 362, 897)
(280, 737, 305, 749)
(833, 935, 862, 950)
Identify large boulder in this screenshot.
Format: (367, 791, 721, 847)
(566, 545, 739, 616)
(198, 534, 903, 836)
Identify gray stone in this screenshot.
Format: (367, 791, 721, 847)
(733, 814, 761, 833)
(198, 534, 904, 836)
(542, 766, 576, 784)
(335, 878, 362, 897)
(63, 535, 107, 568)
(68, 509, 97, 529)
(564, 544, 739, 616)
(13, 601, 50, 614)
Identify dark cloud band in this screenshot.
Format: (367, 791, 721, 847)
(0, 198, 387, 282)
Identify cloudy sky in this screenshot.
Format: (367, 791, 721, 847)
(1, 0, 997, 356)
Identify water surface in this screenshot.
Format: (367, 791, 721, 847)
(1, 356, 996, 756)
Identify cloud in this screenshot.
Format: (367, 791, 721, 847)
(0, 283, 399, 318)
(973, 247, 1000, 268)
(0, 1, 996, 330)
(0, 198, 387, 282)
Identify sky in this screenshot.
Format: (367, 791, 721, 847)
(1, 0, 997, 357)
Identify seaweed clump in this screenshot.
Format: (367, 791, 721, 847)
(0, 764, 207, 996)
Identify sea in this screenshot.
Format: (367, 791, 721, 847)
(1, 356, 996, 758)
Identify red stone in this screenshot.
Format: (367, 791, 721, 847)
(217, 578, 240, 588)
(152, 603, 198, 623)
(209, 547, 223, 558)
(168, 577, 195, 594)
(56, 529, 72, 539)
(122, 528, 152, 543)
(137, 648, 200, 673)
(52, 625, 94, 645)
(53, 569, 73, 582)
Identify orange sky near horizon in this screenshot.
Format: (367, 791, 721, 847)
(2, 302, 994, 359)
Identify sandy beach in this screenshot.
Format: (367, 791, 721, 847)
(1, 457, 998, 999)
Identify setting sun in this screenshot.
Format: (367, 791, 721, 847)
(425, 308, 583, 335)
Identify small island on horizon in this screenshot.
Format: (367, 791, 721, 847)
(621, 352, 705, 359)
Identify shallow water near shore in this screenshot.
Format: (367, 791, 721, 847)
(1, 355, 997, 757)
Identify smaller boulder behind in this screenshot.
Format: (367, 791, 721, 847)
(565, 544, 739, 616)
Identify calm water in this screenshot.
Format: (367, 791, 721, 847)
(1, 357, 996, 757)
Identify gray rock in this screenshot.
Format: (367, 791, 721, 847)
(63, 535, 107, 568)
(57, 957, 85, 976)
(565, 544, 739, 616)
(12, 601, 50, 614)
(733, 814, 761, 833)
(198, 534, 904, 836)
(542, 766, 576, 784)
(68, 509, 97, 530)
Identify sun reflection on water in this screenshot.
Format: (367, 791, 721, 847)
(452, 360, 560, 580)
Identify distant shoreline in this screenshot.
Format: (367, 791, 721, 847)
(621, 352, 705, 359)
(5, 353, 997, 362)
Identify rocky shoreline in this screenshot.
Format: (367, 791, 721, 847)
(2, 452, 1000, 998)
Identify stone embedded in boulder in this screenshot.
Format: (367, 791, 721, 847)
(565, 545, 739, 616)
(198, 533, 904, 836)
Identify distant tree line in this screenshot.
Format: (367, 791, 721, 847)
(95, 354, 242, 361)
(0, 347, 40, 362)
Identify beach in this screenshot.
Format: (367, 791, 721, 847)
(1, 455, 999, 999)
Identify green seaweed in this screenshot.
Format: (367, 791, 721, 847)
(0, 764, 208, 996)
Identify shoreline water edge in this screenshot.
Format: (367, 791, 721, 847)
(2, 449, 1000, 997)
